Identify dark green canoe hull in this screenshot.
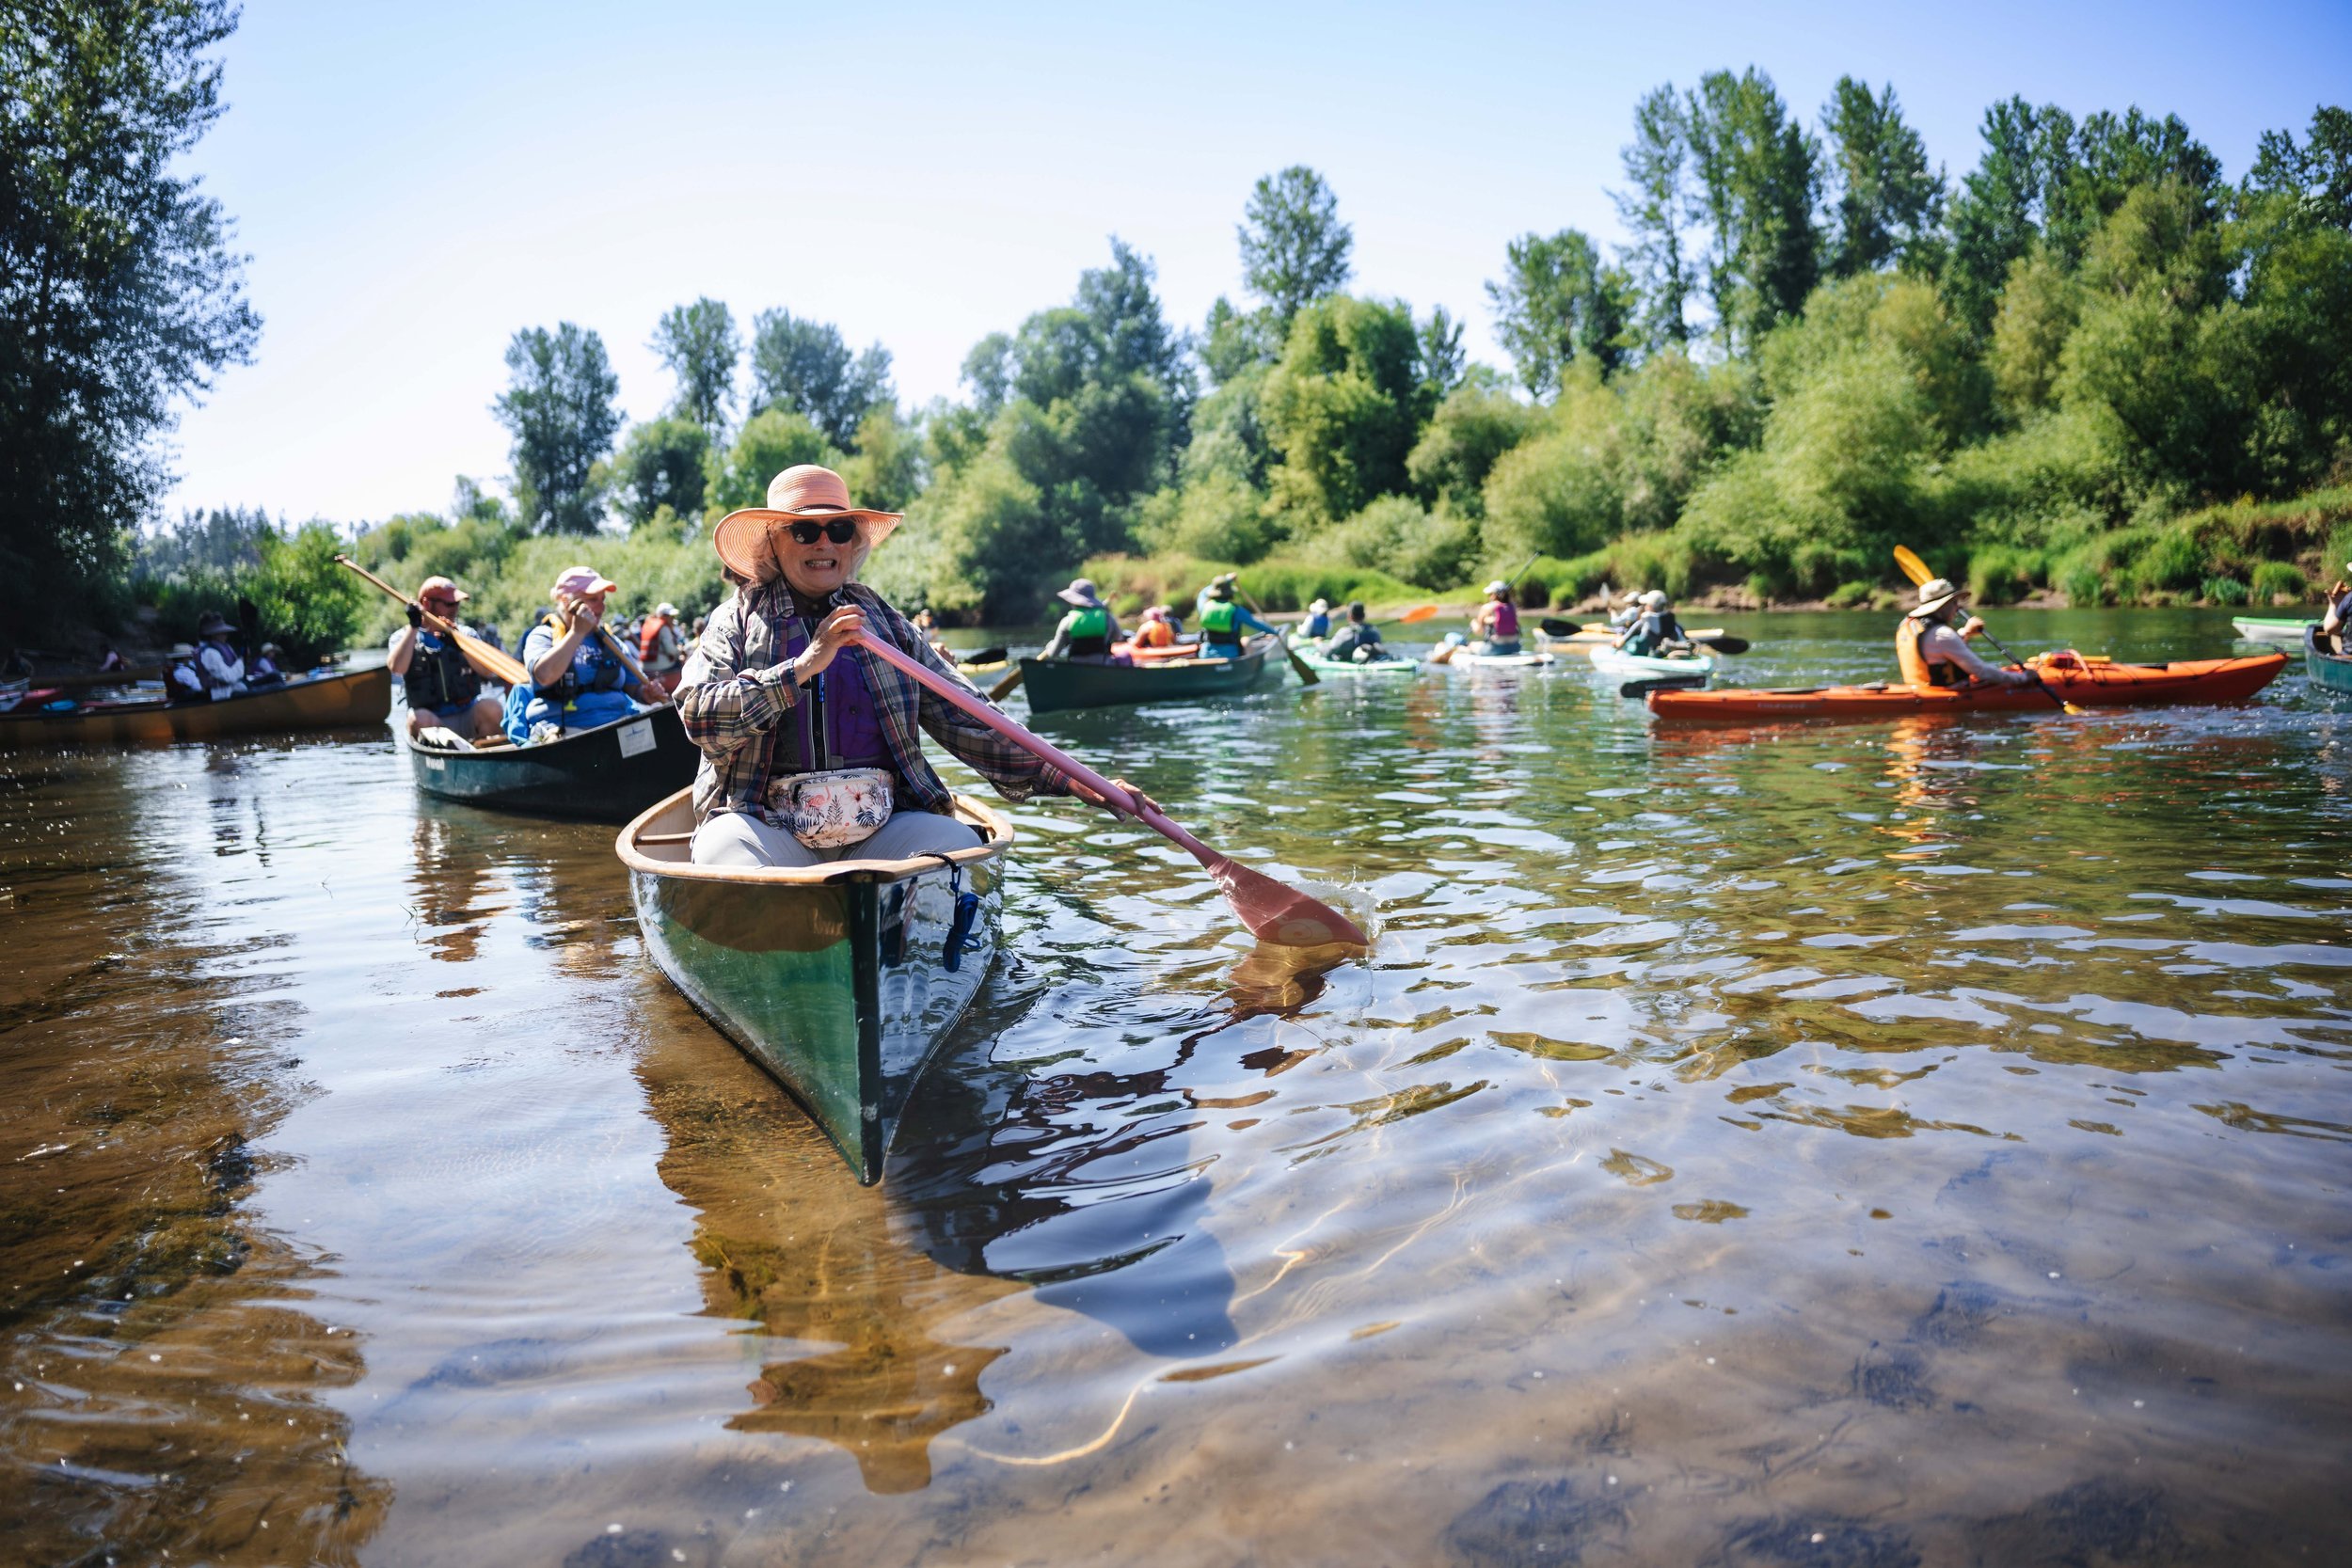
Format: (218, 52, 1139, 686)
(1020, 642, 1276, 714)
(407, 706, 698, 820)
(2310, 628, 2352, 695)
(624, 794, 1008, 1184)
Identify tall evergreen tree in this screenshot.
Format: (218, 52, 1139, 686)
(649, 297, 739, 437)
(1486, 230, 1632, 395)
(0, 0, 261, 633)
(1820, 77, 1945, 277)
(1614, 85, 1699, 350)
(1238, 166, 1354, 327)
(493, 324, 622, 535)
(1686, 69, 1820, 353)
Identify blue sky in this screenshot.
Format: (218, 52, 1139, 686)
(167, 0, 2352, 525)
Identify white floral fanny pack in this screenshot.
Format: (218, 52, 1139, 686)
(764, 767, 894, 848)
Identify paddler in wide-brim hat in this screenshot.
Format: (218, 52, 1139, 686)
(1896, 576, 2030, 689)
(679, 465, 1156, 869)
(1041, 578, 1124, 663)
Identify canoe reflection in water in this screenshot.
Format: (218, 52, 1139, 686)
(635, 936, 1357, 1493)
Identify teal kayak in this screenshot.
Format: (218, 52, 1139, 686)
(1588, 644, 1715, 682)
(1293, 645, 1420, 676)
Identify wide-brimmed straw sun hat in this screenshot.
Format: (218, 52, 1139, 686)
(1908, 577, 1963, 619)
(713, 465, 903, 583)
(552, 564, 617, 599)
(167, 641, 197, 659)
(1057, 578, 1104, 608)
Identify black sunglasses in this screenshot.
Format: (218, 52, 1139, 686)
(784, 516, 860, 546)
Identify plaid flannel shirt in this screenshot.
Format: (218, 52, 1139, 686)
(677, 579, 1070, 823)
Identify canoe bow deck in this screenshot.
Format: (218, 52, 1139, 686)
(406, 705, 698, 820)
(618, 789, 1013, 1183)
(0, 667, 392, 749)
(1646, 651, 2288, 723)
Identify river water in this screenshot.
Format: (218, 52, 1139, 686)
(3, 609, 2347, 1566)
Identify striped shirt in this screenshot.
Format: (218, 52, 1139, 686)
(677, 579, 1071, 823)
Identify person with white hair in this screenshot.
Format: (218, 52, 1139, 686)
(1897, 578, 2033, 689)
(1470, 580, 1522, 655)
(1614, 590, 1691, 657)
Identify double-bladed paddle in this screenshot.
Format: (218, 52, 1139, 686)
(1232, 585, 1320, 687)
(1891, 546, 2081, 714)
(850, 629, 1370, 947)
(336, 555, 532, 688)
(1618, 674, 1711, 699)
(1540, 612, 1749, 655)
(958, 646, 1009, 667)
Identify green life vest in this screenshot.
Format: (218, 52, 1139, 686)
(1068, 606, 1110, 641)
(1200, 600, 1238, 636)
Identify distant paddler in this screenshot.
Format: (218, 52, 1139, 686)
(637, 601, 688, 693)
(1298, 597, 1333, 641)
(1469, 579, 1523, 655)
(683, 464, 1160, 868)
(389, 575, 504, 740)
(1321, 602, 1391, 663)
(1196, 578, 1278, 657)
(1614, 590, 1691, 657)
(1132, 605, 1182, 650)
(1898, 577, 2033, 690)
(193, 610, 247, 699)
(1039, 578, 1126, 663)
(510, 565, 674, 742)
(2323, 560, 2351, 655)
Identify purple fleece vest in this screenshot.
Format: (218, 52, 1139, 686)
(782, 619, 888, 773)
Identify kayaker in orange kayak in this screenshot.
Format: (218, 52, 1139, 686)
(1897, 578, 2033, 690)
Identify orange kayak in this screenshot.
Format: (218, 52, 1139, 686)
(1646, 650, 2288, 723)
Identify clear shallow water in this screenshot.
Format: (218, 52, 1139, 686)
(3, 609, 2347, 1566)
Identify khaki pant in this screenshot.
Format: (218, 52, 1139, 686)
(690, 808, 981, 869)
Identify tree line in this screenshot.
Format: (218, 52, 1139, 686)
(6, 0, 2348, 645)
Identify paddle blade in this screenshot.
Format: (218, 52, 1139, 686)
(1619, 675, 1708, 699)
(1207, 853, 1369, 946)
(964, 646, 1008, 666)
(1693, 634, 1750, 655)
(1893, 546, 1932, 586)
(1540, 616, 1581, 637)
(1394, 604, 1439, 625)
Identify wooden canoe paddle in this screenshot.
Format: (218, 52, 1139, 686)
(850, 630, 1369, 946)
(336, 556, 531, 687)
(1892, 546, 2080, 714)
(1234, 585, 1319, 687)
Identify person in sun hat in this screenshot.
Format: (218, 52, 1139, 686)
(164, 641, 207, 704)
(1039, 578, 1125, 662)
(678, 464, 1158, 869)
(1469, 579, 1522, 655)
(1194, 576, 1277, 657)
(507, 564, 671, 741)
(1897, 576, 2031, 689)
(1615, 590, 1692, 657)
(191, 610, 247, 699)
(1299, 597, 1333, 641)
(1194, 571, 1241, 623)
(389, 574, 504, 739)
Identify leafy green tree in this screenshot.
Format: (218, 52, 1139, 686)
(608, 417, 710, 529)
(493, 323, 623, 534)
(1418, 306, 1468, 399)
(707, 407, 840, 515)
(2246, 105, 2352, 229)
(1820, 77, 1944, 277)
(1988, 248, 2080, 419)
(1944, 98, 2074, 339)
(837, 404, 925, 515)
(1408, 383, 1538, 517)
(1686, 69, 1821, 353)
(650, 297, 739, 436)
(1486, 229, 1632, 395)
(0, 0, 261, 634)
(1239, 166, 1354, 327)
(1259, 294, 1423, 525)
(2236, 106, 2352, 490)
(1615, 85, 1698, 349)
(2050, 109, 2221, 261)
(748, 309, 893, 449)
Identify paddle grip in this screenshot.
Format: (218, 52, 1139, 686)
(848, 630, 1215, 857)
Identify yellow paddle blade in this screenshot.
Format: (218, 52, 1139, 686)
(1893, 546, 1932, 586)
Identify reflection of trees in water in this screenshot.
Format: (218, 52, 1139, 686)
(405, 811, 509, 966)
(632, 939, 1351, 1494)
(0, 751, 389, 1562)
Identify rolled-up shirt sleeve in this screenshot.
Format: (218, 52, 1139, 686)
(1920, 623, 2010, 682)
(898, 622, 1073, 801)
(676, 600, 801, 762)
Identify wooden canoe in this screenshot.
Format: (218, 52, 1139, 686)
(2309, 626, 2352, 695)
(1020, 637, 1277, 714)
(618, 788, 1013, 1184)
(0, 667, 391, 750)
(406, 705, 699, 820)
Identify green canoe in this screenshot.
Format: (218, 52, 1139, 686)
(1020, 637, 1279, 714)
(405, 705, 698, 820)
(620, 788, 1012, 1184)
(2309, 627, 2352, 695)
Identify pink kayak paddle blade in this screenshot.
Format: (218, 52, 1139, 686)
(1207, 858, 1370, 947)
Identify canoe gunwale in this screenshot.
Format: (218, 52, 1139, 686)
(615, 786, 1016, 884)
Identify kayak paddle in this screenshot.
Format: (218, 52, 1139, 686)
(336, 555, 531, 688)
(1691, 633, 1749, 655)
(1892, 546, 2081, 714)
(850, 629, 1369, 947)
(1619, 675, 1709, 699)
(1235, 586, 1320, 688)
(960, 645, 1009, 666)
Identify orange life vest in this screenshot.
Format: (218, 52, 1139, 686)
(1135, 620, 1175, 649)
(1897, 616, 1964, 689)
(637, 613, 673, 662)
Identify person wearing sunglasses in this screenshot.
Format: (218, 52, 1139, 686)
(508, 564, 673, 742)
(388, 575, 504, 739)
(680, 464, 1156, 868)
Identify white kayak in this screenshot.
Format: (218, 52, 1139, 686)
(1588, 644, 1716, 681)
